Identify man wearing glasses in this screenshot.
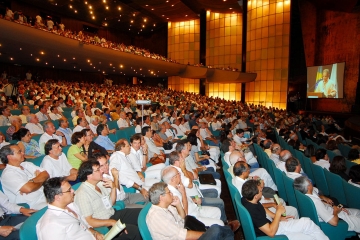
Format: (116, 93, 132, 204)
(0, 144, 49, 210)
(147, 182, 236, 240)
(74, 160, 141, 240)
(37, 177, 103, 240)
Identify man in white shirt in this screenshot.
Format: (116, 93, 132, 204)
(25, 114, 45, 135)
(117, 112, 129, 129)
(48, 106, 62, 120)
(72, 109, 85, 127)
(19, 105, 31, 124)
(294, 176, 360, 233)
(39, 121, 67, 154)
(0, 144, 49, 209)
(128, 134, 165, 182)
(199, 122, 218, 146)
(40, 140, 78, 180)
(37, 177, 104, 240)
(35, 104, 50, 122)
(314, 148, 330, 170)
(269, 144, 282, 164)
(233, 129, 248, 145)
(95, 153, 147, 208)
(73, 117, 88, 133)
(142, 126, 164, 160)
(89, 116, 100, 135)
(162, 166, 224, 227)
(171, 118, 185, 137)
(109, 139, 149, 199)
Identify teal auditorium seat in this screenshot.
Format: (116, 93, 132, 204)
(273, 168, 288, 202)
(138, 203, 153, 240)
(27, 156, 43, 167)
(302, 157, 315, 183)
(343, 179, 360, 209)
(282, 175, 298, 210)
(107, 120, 118, 130)
(10, 109, 21, 116)
(310, 164, 329, 196)
(19, 206, 48, 240)
(338, 144, 351, 159)
(323, 169, 347, 206)
(294, 150, 305, 167)
(225, 175, 240, 220)
(234, 194, 288, 240)
(294, 189, 356, 240)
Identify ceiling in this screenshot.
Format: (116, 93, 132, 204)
(13, 0, 243, 35)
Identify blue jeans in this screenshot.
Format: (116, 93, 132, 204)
(200, 189, 218, 198)
(198, 224, 234, 240)
(201, 197, 227, 222)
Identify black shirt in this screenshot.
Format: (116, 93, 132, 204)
(241, 197, 271, 237)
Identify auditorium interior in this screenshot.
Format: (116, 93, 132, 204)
(1, 0, 360, 239)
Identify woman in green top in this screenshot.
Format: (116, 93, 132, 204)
(67, 131, 87, 169)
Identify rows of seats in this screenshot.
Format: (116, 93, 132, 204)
(221, 128, 359, 240)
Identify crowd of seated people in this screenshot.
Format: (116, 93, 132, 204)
(0, 71, 358, 239)
(1, 7, 245, 71)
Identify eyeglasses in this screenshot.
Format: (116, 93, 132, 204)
(162, 191, 173, 196)
(62, 187, 72, 194)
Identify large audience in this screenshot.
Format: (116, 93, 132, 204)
(0, 71, 358, 240)
(1, 6, 241, 71)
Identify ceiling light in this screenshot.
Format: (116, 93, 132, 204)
(90, 63, 92, 65)
(106, 6, 109, 10)
(142, 25, 145, 28)
(69, 5, 73, 8)
(229, 8, 232, 9)
(118, 7, 121, 10)
(10, 58, 13, 60)
(64, 59, 66, 61)
(131, 20, 133, 23)
(90, 11, 93, 14)
(20, 48, 22, 50)
(53, 66, 54, 68)
(30, 54, 33, 56)
(46, 62, 48, 65)
(171, 4, 174, 7)
(74, 10, 77, 13)
(153, 24, 156, 26)
(89, 5, 92, 9)
(144, 19, 147, 22)
(36, 58, 40, 61)
(92, 16, 95, 19)
(85, 1, 87, 4)
(87, 59, 90, 62)
(151, 8, 154, 10)
(57, 55, 60, 57)
(110, 63, 112, 66)
(185, 15, 188, 17)
(145, 4, 148, 6)
(103, 0, 106, 2)
(120, 65, 123, 68)
(73, 57, 75, 60)
(40, 51, 44, 55)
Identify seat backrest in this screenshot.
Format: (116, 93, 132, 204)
(323, 169, 347, 205)
(273, 167, 288, 202)
(72, 182, 82, 191)
(326, 150, 336, 163)
(338, 144, 351, 158)
(226, 175, 240, 220)
(294, 189, 320, 225)
(302, 157, 315, 183)
(343, 179, 360, 209)
(282, 175, 298, 210)
(107, 120, 119, 130)
(19, 206, 48, 240)
(294, 150, 305, 167)
(234, 193, 257, 240)
(266, 160, 276, 184)
(138, 203, 153, 240)
(27, 156, 44, 167)
(310, 164, 329, 196)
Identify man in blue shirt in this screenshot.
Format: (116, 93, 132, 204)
(94, 124, 115, 153)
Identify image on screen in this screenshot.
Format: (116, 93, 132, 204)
(306, 62, 345, 98)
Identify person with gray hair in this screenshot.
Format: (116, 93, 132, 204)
(24, 114, 44, 135)
(294, 176, 360, 233)
(229, 150, 278, 191)
(38, 121, 67, 154)
(314, 68, 337, 98)
(161, 166, 227, 227)
(147, 182, 237, 240)
(276, 150, 292, 173)
(269, 144, 281, 164)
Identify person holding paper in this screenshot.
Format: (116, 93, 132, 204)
(314, 69, 337, 98)
(37, 177, 103, 240)
(74, 160, 141, 240)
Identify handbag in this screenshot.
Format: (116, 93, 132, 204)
(184, 215, 207, 232)
(149, 152, 166, 165)
(162, 141, 173, 150)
